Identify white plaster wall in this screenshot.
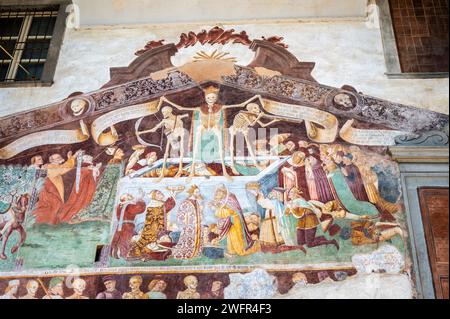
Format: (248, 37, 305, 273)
(0, 20, 448, 117)
(73, 0, 368, 26)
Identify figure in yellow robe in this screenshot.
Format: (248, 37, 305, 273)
(212, 185, 260, 257)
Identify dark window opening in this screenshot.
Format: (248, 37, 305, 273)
(389, 0, 449, 74)
(0, 5, 59, 83)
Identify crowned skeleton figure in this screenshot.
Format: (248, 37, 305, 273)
(159, 86, 264, 181)
(210, 184, 260, 257)
(172, 185, 204, 259)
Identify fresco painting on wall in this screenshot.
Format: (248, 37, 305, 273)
(0, 267, 359, 299)
(0, 27, 448, 298)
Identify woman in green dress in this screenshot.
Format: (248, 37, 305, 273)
(323, 158, 380, 219)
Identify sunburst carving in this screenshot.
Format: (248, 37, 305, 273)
(192, 49, 237, 62)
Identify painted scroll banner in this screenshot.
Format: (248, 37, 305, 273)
(340, 119, 408, 146)
(0, 120, 90, 160)
(91, 100, 160, 146)
(262, 99, 339, 143)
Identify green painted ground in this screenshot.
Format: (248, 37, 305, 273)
(12, 216, 404, 270)
(3, 211, 407, 270)
(18, 221, 110, 269)
(0, 232, 20, 271)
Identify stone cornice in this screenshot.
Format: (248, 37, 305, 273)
(0, 39, 448, 148)
(389, 146, 449, 163)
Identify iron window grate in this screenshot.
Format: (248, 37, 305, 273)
(0, 5, 59, 83)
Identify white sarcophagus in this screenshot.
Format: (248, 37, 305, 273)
(115, 156, 289, 229)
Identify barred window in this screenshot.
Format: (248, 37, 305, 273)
(0, 5, 63, 84)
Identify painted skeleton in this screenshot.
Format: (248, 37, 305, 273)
(158, 88, 267, 181)
(138, 105, 189, 181)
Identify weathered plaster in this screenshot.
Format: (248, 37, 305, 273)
(275, 273, 413, 299)
(0, 20, 448, 117)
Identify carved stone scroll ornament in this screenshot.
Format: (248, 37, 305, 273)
(394, 128, 449, 147)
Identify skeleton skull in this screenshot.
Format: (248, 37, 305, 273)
(70, 99, 88, 116)
(161, 106, 173, 118)
(334, 93, 354, 109)
(72, 278, 86, 294)
(246, 103, 260, 114)
(205, 93, 218, 105)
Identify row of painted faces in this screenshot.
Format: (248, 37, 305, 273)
(0, 270, 352, 299)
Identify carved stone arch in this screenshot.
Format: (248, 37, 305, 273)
(247, 39, 316, 82)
